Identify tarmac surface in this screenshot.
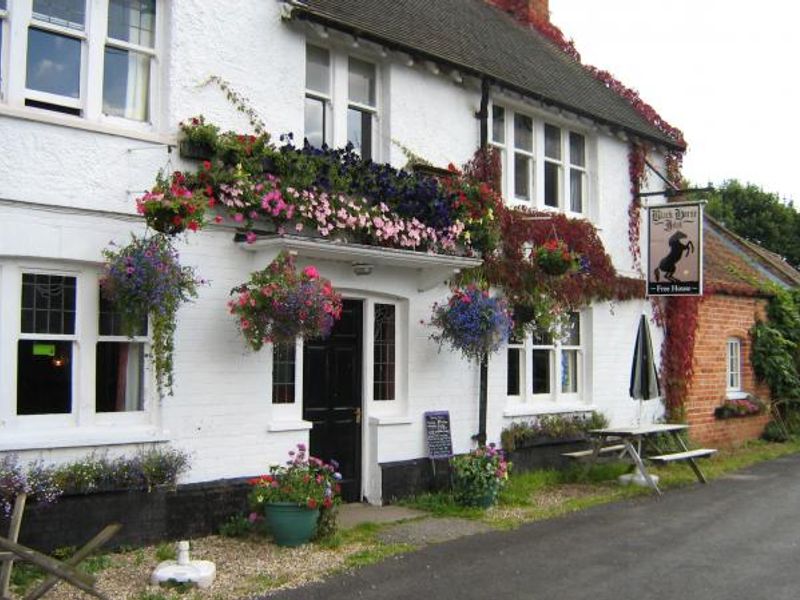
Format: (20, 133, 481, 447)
(266, 452, 800, 600)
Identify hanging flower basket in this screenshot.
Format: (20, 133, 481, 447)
(100, 234, 205, 396)
(137, 170, 207, 235)
(535, 239, 579, 276)
(429, 285, 513, 363)
(228, 252, 343, 350)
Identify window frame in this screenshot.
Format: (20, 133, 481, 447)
(490, 101, 590, 216)
(1, 0, 161, 130)
(726, 337, 742, 394)
(0, 259, 156, 433)
(304, 42, 331, 148)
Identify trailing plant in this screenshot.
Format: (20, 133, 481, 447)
(428, 284, 514, 363)
(100, 234, 205, 396)
(137, 170, 207, 235)
(248, 444, 342, 512)
(200, 76, 267, 134)
(228, 252, 343, 349)
(500, 412, 608, 453)
(450, 444, 510, 508)
(179, 115, 219, 157)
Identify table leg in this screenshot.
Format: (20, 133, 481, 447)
(672, 431, 708, 483)
(584, 437, 604, 475)
(624, 439, 662, 496)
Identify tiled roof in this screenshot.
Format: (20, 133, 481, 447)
(704, 216, 800, 295)
(291, 0, 682, 149)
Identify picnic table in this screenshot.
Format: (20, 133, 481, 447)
(563, 423, 717, 496)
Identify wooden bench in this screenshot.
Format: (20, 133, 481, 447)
(562, 444, 627, 459)
(647, 448, 717, 463)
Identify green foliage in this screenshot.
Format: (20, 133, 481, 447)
(138, 447, 191, 491)
(762, 421, 789, 443)
(155, 541, 176, 562)
(704, 180, 800, 267)
(500, 412, 608, 453)
(219, 514, 254, 538)
(752, 321, 800, 399)
(450, 445, 510, 507)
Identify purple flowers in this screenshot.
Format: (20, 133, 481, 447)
(429, 285, 514, 362)
(0, 455, 61, 518)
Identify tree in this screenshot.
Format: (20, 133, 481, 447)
(703, 180, 800, 267)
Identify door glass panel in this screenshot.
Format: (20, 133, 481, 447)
(374, 304, 396, 401)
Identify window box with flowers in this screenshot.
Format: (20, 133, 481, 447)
(714, 395, 767, 420)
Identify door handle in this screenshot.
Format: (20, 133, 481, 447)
(354, 408, 361, 424)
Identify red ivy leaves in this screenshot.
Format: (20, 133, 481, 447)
(657, 296, 701, 421)
(627, 143, 647, 271)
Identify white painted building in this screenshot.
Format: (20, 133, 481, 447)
(0, 0, 678, 503)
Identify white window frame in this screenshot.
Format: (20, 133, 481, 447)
(0, 259, 156, 437)
(0, 2, 9, 99)
(1, 0, 161, 130)
(490, 101, 591, 217)
(726, 337, 742, 395)
(304, 42, 331, 148)
(304, 39, 382, 161)
(506, 312, 584, 407)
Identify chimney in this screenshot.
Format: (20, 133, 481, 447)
(485, 0, 550, 25)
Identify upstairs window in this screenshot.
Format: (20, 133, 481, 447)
(304, 44, 330, 148)
(347, 57, 376, 159)
(3, 0, 158, 124)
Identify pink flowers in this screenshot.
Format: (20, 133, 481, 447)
(302, 266, 319, 280)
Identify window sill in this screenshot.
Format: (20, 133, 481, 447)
(368, 415, 413, 426)
(503, 403, 597, 418)
(267, 420, 313, 432)
(0, 104, 173, 146)
(0, 426, 169, 452)
(725, 391, 748, 400)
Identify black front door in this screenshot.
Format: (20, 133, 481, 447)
(303, 299, 363, 502)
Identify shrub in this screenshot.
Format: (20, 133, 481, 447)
(762, 421, 789, 443)
(450, 444, 510, 508)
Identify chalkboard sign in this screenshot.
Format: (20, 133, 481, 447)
(424, 411, 453, 459)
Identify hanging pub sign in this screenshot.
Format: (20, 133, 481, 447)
(647, 202, 704, 296)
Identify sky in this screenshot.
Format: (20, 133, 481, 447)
(548, 0, 800, 204)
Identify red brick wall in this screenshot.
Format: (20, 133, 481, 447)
(685, 294, 771, 446)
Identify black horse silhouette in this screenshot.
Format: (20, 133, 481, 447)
(654, 231, 694, 283)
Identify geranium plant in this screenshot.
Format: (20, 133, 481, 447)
(179, 115, 219, 159)
(429, 285, 513, 362)
(247, 444, 342, 511)
(229, 252, 343, 349)
(450, 444, 510, 508)
(100, 234, 205, 396)
(137, 170, 207, 234)
(714, 395, 767, 419)
(535, 238, 579, 276)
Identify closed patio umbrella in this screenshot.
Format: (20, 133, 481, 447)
(630, 314, 660, 424)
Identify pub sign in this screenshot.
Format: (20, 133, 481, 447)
(647, 202, 703, 296)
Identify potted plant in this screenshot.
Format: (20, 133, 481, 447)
(100, 234, 205, 396)
(137, 170, 207, 235)
(450, 444, 510, 508)
(429, 284, 514, 362)
(535, 239, 579, 276)
(178, 115, 219, 160)
(228, 252, 343, 349)
(714, 395, 767, 419)
(248, 444, 341, 547)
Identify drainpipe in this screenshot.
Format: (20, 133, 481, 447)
(478, 77, 491, 149)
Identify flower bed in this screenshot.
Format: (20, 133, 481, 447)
(450, 444, 510, 507)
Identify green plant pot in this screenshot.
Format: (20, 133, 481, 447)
(263, 502, 319, 547)
(179, 140, 215, 161)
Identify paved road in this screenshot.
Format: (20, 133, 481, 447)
(267, 453, 800, 599)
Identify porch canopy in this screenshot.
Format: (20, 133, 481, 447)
(239, 234, 482, 292)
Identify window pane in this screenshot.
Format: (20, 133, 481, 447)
(545, 124, 561, 159)
(570, 168, 583, 213)
(347, 107, 372, 160)
(99, 293, 146, 337)
(544, 162, 560, 207)
(17, 340, 72, 414)
(108, 0, 156, 47)
(32, 0, 85, 30)
(374, 304, 396, 401)
(306, 44, 330, 94)
(492, 105, 505, 144)
(26, 28, 81, 98)
(514, 113, 533, 151)
(569, 132, 585, 167)
(562, 313, 580, 346)
(103, 47, 150, 121)
(272, 342, 295, 404)
(531, 328, 553, 346)
(561, 350, 578, 393)
(348, 57, 375, 106)
(21, 274, 76, 335)
(304, 96, 326, 148)
(0, 1, 6, 10)
(514, 153, 530, 200)
(96, 342, 144, 412)
(507, 348, 521, 395)
(532, 349, 551, 394)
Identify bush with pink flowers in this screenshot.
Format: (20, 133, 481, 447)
(228, 252, 343, 349)
(450, 444, 510, 508)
